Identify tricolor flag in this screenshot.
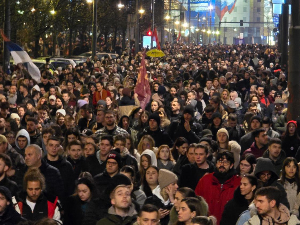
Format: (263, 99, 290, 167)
(135, 51, 151, 110)
(152, 27, 161, 50)
(1, 31, 41, 83)
(215, 0, 237, 21)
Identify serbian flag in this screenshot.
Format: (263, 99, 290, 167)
(215, 0, 237, 21)
(152, 27, 161, 50)
(177, 32, 181, 42)
(135, 51, 151, 110)
(1, 31, 41, 83)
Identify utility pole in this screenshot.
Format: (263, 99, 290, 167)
(281, 3, 289, 69)
(151, 0, 155, 48)
(287, 0, 300, 121)
(92, 0, 97, 59)
(3, 0, 11, 73)
(188, 0, 191, 44)
(135, 0, 139, 54)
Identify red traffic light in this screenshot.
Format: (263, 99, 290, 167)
(147, 30, 152, 36)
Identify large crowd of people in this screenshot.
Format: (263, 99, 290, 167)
(0, 43, 298, 225)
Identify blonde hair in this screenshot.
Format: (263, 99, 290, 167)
(137, 135, 155, 154)
(156, 145, 175, 162)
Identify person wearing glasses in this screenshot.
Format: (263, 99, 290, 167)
(195, 151, 241, 225)
(254, 157, 289, 208)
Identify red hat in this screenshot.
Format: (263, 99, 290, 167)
(287, 120, 297, 128)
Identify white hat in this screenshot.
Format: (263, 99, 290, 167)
(32, 85, 40, 92)
(56, 109, 66, 116)
(10, 113, 20, 120)
(49, 95, 56, 101)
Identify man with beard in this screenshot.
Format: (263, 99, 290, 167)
(95, 110, 128, 138)
(243, 187, 300, 225)
(195, 151, 241, 225)
(26, 117, 42, 146)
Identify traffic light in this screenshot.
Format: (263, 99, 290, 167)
(147, 30, 152, 36)
(240, 20, 243, 26)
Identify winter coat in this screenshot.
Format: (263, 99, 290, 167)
(138, 127, 173, 148)
(283, 135, 300, 158)
(0, 177, 19, 198)
(82, 197, 108, 225)
(240, 132, 255, 155)
(64, 195, 90, 225)
(243, 142, 268, 159)
(195, 170, 241, 225)
(95, 125, 129, 139)
(262, 149, 286, 176)
(254, 158, 289, 208)
(67, 156, 89, 179)
(85, 152, 106, 177)
(179, 161, 215, 190)
(96, 205, 137, 225)
(282, 180, 300, 216)
(0, 204, 26, 225)
(220, 187, 250, 225)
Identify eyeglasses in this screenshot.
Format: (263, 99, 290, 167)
(217, 160, 230, 165)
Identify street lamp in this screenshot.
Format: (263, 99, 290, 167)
(165, 15, 171, 42)
(138, 8, 145, 15)
(87, 0, 97, 59)
(208, 4, 213, 44)
(31, 8, 36, 13)
(118, 3, 124, 10)
(50, 9, 55, 15)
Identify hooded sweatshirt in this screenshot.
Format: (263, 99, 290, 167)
(140, 149, 157, 166)
(15, 129, 30, 157)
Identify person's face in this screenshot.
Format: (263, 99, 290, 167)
(255, 195, 274, 216)
(269, 143, 281, 159)
(285, 161, 297, 179)
(18, 107, 25, 117)
(257, 87, 264, 96)
(194, 147, 207, 166)
(180, 95, 186, 102)
(230, 93, 236, 100)
(216, 156, 233, 173)
(206, 81, 212, 89)
(68, 134, 77, 143)
(149, 119, 158, 131)
(259, 171, 272, 183)
(141, 114, 149, 124)
(100, 139, 112, 155)
(183, 113, 192, 122)
(57, 116, 64, 126)
(0, 193, 9, 213)
(174, 191, 184, 211)
(38, 110, 47, 120)
(167, 182, 178, 195)
(240, 160, 251, 175)
(251, 97, 258, 104)
(114, 140, 125, 152)
(106, 159, 119, 175)
(138, 211, 159, 225)
(69, 144, 82, 160)
(213, 117, 222, 127)
(288, 123, 296, 135)
(56, 98, 62, 107)
(105, 113, 115, 126)
(177, 143, 188, 155)
(251, 119, 261, 130)
(25, 147, 41, 167)
(122, 117, 129, 130)
(106, 97, 112, 106)
(178, 201, 195, 223)
(83, 144, 95, 157)
(171, 102, 180, 112)
(47, 140, 60, 157)
(17, 137, 28, 149)
(256, 132, 268, 146)
(125, 139, 131, 150)
(146, 167, 158, 185)
(222, 91, 228, 100)
(49, 88, 56, 96)
(111, 186, 131, 209)
(0, 159, 8, 176)
(151, 102, 159, 112)
(0, 140, 7, 153)
(67, 83, 73, 91)
(170, 88, 177, 96)
(96, 111, 105, 123)
(240, 177, 255, 196)
(96, 83, 103, 91)
(77, 183, 91, 202)
(62, 93, 70, 102)
(187, 93, 195, 101)
(142, 140, 151, 151)
(159, 147, 170, 161)
(186, 147, 195, 163)
(217, 132, 227, 144)
(42, 133, 52, 146)
(26, 181, 42, 203)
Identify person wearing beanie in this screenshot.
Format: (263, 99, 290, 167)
(168, 105, 203, 144)
(0, 186, 25, 224)
(144, 169, 178, 225)
(195, 151, 241, 225)
(216, 128, 241, 168)
(137, 113, 173, 148)
(97, 100, 107, 109)
(206, 112, 224, 141)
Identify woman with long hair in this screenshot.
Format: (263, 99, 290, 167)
(141, 166, 159, 198)
(133, 110, 150, 132)
(236, 154, 257, 176)
(175, 197, 208, 225)
(171, 137, 189, 162)
(279, 157, 300, 215)
(137, 135, 155, 155)
(169, 187, 208, 225)
(284, 121, 300, 158)
(64, 174, 97, 225)
(156, 145, 175, 171)
(221, 89, 230, 105)
(63, 128, 80, 150)
(125, 134, 140, 163)
(221, 174, 257, 225)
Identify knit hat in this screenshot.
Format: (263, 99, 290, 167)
(202, 129, 213, 138)
(0, 186, 12, 203)
(148, 113, 161, 127)
(250, 115, 262, 124)
(77, 99, 88, 109)
(107, 174, 132, 196)
(122, 88, 132, 97)
(287, 120, 297, 128)
(56, 109, 66, 116)
(97, 100, 107, 107)
(107, 150, 122, 169)
(158, 85, 166, 95)
(227, 100, 236, 109)
(183, 105, 194, 117)
(217, 128, 229, 139)
(212, 112, 222, 120)
(49, 95, 56, 101)
(10, 113, 20, 120)
(0, 135, 8, 144)
(32, 85, 40, 92)
(158, 169, 178, 189)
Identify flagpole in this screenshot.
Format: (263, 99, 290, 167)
(3, 0, 11, 73)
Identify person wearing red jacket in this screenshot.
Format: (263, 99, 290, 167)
(195, 151, 241, 225)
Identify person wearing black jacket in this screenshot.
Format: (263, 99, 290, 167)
(168, 105, 202, 144)
(78, 105, 96, 132)
(179, 144, 215, 190)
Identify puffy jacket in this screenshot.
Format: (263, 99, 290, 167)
(195, 171, 241, 225)
(96, 205, 137, 225)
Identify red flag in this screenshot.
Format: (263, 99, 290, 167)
(152, 27, 161, 50)
(135, 52, 151, 110)
(177, 32, 181, 42)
